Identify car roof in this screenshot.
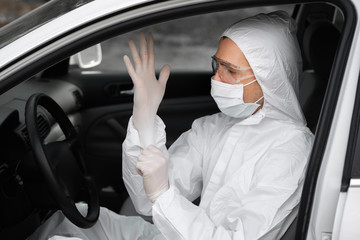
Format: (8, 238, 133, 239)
(0, 0, 95, 49)
(0, 0, 151, 70)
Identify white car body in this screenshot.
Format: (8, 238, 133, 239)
(0, 0, 360, 239)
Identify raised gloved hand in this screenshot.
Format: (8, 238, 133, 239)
(124, 32, 170, 148)
(136, 145, 169, 203)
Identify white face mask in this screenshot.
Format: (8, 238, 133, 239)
(210, 78, 264, 119)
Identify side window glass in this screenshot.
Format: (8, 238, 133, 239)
(75, 5, 294, 73)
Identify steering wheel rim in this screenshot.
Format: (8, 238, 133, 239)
(25, 93, 99, 228)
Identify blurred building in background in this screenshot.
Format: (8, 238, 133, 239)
(0, 1, 292, 73)
(0, 0, 47, 27)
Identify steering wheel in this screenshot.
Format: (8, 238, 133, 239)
(25, 93, 99, 228)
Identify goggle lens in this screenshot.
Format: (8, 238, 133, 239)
(211, 56, 254, 84)
(211, 57, 219, 75)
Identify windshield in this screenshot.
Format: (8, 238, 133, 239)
(0, 0, 94, 49)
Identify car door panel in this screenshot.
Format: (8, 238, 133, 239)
(64, 71, 213, 107)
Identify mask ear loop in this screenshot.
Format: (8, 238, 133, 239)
(235, 75, 255, 84)
(255, 95, 264, 104)
(244, 79, 264, 106)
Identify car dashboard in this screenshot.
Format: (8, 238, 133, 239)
(0, 76, 83, 143)
(0, 77, 83, 230)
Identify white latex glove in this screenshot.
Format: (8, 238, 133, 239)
(124, 32, 170, 148)
(136, 145, 169, 203)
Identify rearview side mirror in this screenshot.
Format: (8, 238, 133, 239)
(70, 44, 102, 69)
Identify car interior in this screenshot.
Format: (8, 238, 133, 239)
(0, 2, 343, 239)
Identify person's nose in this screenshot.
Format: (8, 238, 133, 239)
(213, 70, 221, 82)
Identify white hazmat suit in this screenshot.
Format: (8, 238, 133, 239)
(29, 11, 314, 240)
(123, 11, 313, 240)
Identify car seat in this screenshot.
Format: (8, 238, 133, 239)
(299, 19, 340, 132)
(279, 19, 341, 240)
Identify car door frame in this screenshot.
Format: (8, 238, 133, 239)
(295, 0, 358, 239)
(0, 0, 357, 239)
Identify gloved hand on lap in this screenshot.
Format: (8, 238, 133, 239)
(136, 145, 169, 203)
(123, 32, 170, 148)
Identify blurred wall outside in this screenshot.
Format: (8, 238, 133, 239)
(0, 0, 47, 27)
(95, 5, 294, 72)
(0, 1, 293, 73)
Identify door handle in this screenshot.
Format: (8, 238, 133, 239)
(119, 88, 134, 95)
(104, 82, 133, 98)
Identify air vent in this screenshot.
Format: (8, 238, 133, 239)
(72, 90, 83, 107)
(37, 115, 50, 140)
(21, 127, 30, 147)
(21, 114, 50, 148)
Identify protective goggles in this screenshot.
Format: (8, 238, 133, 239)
(211, 55, 253, 84)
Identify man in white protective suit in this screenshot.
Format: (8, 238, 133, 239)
(29, 11, 314, 240)
(121, 10, 314, 239)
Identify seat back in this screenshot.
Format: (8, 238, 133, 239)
(299, 20, 340, 132)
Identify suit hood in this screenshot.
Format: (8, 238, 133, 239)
(221, 11, 306, 125)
